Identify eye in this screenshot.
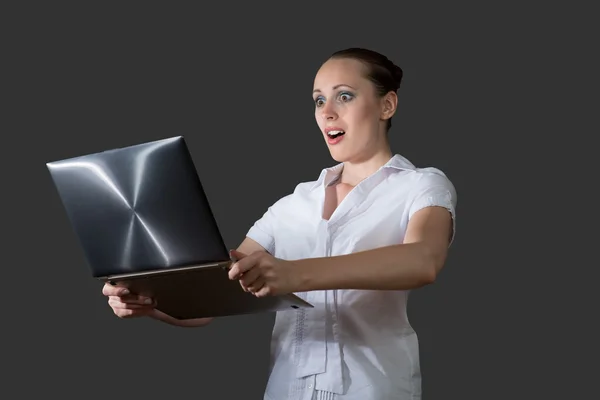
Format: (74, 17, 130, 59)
(314, 96, 325, 107)
(339, 91, 354, 102)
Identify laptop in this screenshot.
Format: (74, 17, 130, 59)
(46, 136, 312, 319)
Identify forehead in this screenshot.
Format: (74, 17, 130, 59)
(313, 58, 369, 91)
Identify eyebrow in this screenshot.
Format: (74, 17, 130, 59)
(312, 84, 357, 94)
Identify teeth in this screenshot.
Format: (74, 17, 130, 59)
(327, 130, 344, 137)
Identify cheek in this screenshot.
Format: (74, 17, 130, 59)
(315, 108, 333, 127)
(314, 110, 324, 128)
(346, 104, 377, 127)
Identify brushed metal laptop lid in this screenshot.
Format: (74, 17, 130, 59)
(46, 136, 230, 278)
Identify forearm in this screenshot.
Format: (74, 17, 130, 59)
(150, 309, 214, 328)
(294, 243, 440, 292)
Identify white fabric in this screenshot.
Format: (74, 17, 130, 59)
(246, 154, 458, 400)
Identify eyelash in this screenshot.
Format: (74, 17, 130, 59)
(315, 91, 354, 107)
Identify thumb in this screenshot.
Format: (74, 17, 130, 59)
(229, 249, 248, 262)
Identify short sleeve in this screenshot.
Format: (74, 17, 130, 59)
(246, 205, 278, 255)
(408, 168, 458, 246)
(245, 189, 297, 255)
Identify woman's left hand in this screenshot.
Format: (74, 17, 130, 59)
(228, 249, 299, 297)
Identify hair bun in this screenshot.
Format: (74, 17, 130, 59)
(389, 62, 403, 90)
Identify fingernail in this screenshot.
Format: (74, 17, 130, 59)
(144, 298, 152, 304)
(121, 289, 130, 295)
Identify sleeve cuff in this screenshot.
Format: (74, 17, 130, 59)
(246, 225, 275, 254)
(409, 190, 457, 247)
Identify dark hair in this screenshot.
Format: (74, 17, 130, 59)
(329, 48, 403, 130)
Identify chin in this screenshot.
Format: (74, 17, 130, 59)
(327, 147, 352, 163)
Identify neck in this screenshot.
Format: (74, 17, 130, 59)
(340, 147, 393, 186)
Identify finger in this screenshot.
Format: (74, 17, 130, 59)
(229, 252, 263, 279)
(114, 308, 135, 318)
(102, 283, 130, 297)
(108, 297, 151, 310)
(229, 249, 248, 261)
(114, 307, 153, 318)
(229, 260, 248, 280)
(239, 267, 262, 290)
(246, 277, 266, 294)
(228, 255, 250, 279)
(119, 294, 155, 305)
(254, 284, 273, 298)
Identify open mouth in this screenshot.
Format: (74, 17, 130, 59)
(327, 130, 345, 139)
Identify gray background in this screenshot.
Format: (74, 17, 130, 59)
(2, 2, 589, 399)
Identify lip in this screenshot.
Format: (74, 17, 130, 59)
(324, 126, 345, 134)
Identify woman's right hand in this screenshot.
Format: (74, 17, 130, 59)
(102, 283, 155, 319)
(101, 283, 214, 327)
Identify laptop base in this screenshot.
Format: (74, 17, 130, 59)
(99, 262, 313, 320)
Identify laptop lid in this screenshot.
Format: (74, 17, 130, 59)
(47, 136, 230, 278)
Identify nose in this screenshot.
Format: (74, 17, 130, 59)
(320, 102, 337, 120)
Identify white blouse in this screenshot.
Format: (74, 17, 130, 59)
(246, 154, 458, 400)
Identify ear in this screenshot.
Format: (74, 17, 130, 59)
(380, 91, 398, 121)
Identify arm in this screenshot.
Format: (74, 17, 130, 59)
(230, 175, 457, 296)
(236, 237, 269, 256)
(294, 206, 454, 292)
(150, 309, 214, 327)
(150, 237, 268, 327)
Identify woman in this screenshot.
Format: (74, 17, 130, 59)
(103, 47, 457, 400)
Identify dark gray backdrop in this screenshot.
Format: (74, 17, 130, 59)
(3, 2, 583, 400)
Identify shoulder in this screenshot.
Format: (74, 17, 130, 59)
(387, 154, 455, 194)
(277, 179, 318, 201)
(382, 156, 458, 214)
(407, 167, 456, 195)
(266, 176, 323, 213)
